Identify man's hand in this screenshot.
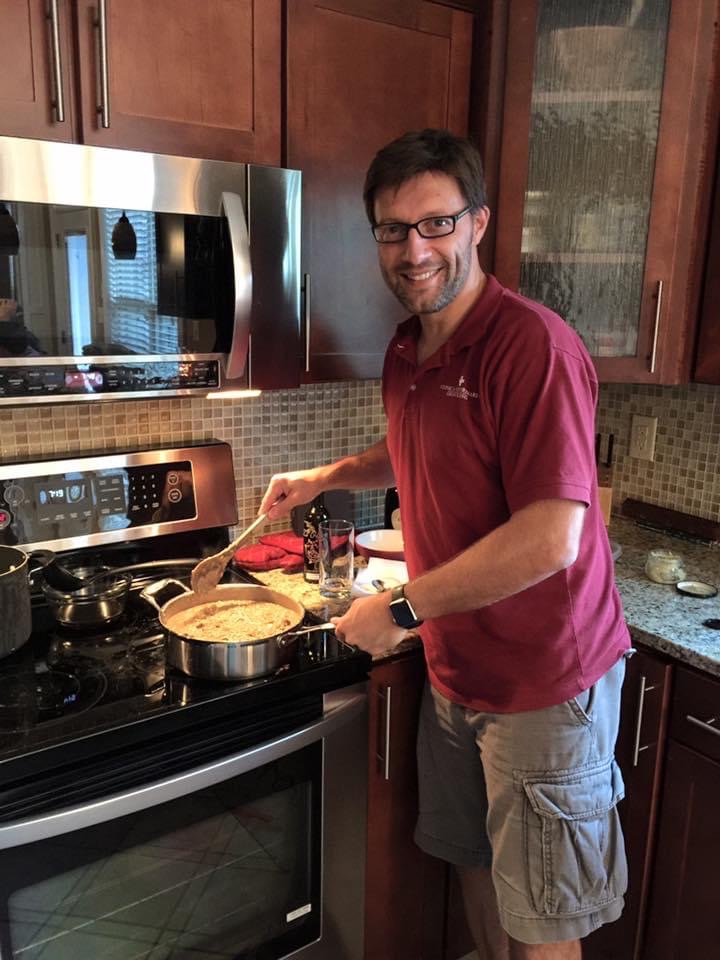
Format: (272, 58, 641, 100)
(332, 592, 408, 657)
(259, 469, 326, 521)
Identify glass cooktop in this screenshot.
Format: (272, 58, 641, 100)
(0, 558, 370, 784)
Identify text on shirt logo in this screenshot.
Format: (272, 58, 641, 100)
(440, 375, 478, 401)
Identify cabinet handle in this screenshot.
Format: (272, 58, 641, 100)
(376, 684, 392, 781)
(631, 675, 657, 766)
(686, 714, 720, 737)
(94, 0, 110, 128)
(649, 279, 663, 373)
(303, 273, 311, 373)
(47, 0, 65, 123)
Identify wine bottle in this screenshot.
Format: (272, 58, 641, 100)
(384, 487, 401, 530)
(303, 494, 330, 582)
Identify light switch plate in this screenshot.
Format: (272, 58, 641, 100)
(629, 415, 658, 461)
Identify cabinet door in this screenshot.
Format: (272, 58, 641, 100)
(583, 646, 672, 960)
(365, 653, 444, 960)
(694, 150, 720, 384)
(493, 0, 718, 384)
(287, 0, 473, 382)
(0, 0, 77, 141)
(642, 741, 720, 959)
(74, 0, 281, 163)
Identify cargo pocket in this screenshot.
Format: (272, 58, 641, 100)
(521, 758, 627, 917)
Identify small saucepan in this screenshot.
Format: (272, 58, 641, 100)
(41, 565, 133, 629)
(141, 579, 334, 680)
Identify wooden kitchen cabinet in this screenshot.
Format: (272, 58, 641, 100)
(0, 0, 78, 141)
(489, 0, 720, 383)
(286, 0, 474, 382)
(694, 146, 720, 383)
(365, 651, 447, 959)
(583, 644, 672, 960)
(641, 666, 720, 959)
(0, 0, 281, 165)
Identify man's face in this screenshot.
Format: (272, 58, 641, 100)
(373, 172, 488, 316)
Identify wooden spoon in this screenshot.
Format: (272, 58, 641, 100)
(190, 512, 270, 595)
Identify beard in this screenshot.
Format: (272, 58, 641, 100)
(380, 240, 475, 316)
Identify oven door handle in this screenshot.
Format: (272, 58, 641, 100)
(0, 687, 366, 850)
(222, 189, 253, 380)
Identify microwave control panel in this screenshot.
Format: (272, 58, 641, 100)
(0, 361, 220, 401)
(0, 461, 196, 544)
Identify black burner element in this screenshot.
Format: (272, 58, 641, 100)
(0, 667, 107, 731)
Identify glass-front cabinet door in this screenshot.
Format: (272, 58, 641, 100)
(493, 0, 718, 383)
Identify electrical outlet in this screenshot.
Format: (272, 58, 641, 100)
(629, 415, 658, 461)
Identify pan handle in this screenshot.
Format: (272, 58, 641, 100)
(278, 622, 336, 647)
(139, 578, 190, 612)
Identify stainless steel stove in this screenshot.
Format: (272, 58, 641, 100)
(0, 442, 369, 960)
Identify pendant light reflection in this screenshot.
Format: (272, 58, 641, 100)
(0, 202, 20, 257)
(111, 211, 137, 260)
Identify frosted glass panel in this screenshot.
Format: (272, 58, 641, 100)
(519, 0, 670, 357)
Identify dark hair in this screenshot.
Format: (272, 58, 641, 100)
(363, 128, 487, 225)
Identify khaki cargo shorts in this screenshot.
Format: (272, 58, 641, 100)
(414, 655, 629, 944)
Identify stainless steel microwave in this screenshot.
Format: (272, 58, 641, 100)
(0, 137, 301, 404)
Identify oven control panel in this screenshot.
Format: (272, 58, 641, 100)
(0, 441, 237, 552)
(0, 460, 196, 545)
(0, 360, 220, 402)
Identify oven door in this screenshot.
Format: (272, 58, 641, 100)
(0, 686, 367, 960)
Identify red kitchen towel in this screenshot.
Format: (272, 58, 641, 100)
(278, 552, 304, 572)
(260, 531, 304, 556)
(233, 543, 286, 571)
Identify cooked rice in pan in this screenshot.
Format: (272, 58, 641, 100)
(167, 600, 296, 642)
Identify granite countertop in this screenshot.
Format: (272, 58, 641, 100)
(247, 519, 720, 678)
(608, 517, 720, 677)
(246, 566, 420, 661)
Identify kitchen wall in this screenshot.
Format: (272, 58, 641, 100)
(1, 379, 718, 534)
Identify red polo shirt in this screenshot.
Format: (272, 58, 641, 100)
(382, 275, 629, 712)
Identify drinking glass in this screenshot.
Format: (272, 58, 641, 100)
(318, 519, 355, 599)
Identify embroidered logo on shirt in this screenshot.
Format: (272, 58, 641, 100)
(440, 374, 478, 400)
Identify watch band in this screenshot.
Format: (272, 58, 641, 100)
(389, 584, 423, 629)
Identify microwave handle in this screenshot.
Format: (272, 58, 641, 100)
(0, 688, 366, 850)
(221, 190, 253, 380)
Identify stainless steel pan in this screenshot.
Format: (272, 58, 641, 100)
(141, 579, 333, 680)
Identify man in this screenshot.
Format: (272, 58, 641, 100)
(259, 129, 630, 958)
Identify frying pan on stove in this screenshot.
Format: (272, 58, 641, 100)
(141, 579, 333, 680)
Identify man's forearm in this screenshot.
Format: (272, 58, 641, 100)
(405, 499, 586, 621)
(317, 438, 395, 491)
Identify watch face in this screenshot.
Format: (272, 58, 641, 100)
(389, 590, 421, 629)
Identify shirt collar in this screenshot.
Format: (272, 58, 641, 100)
(391, 274, 505, 367)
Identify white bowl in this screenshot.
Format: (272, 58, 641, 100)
(355, 529, 405, 561)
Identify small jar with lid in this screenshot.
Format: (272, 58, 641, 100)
(645, 549, 686, 584)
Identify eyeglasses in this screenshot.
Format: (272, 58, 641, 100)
(371, 207, 472, 244)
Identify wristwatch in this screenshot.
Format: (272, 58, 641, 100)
(389, 584, 423, 629)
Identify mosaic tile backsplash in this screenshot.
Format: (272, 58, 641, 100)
(596, 381, 720, 523)
(0, 381, 389, 538)
(1, 379, 718, 538)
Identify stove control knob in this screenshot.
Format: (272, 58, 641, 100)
(3, 484, 24, 507)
